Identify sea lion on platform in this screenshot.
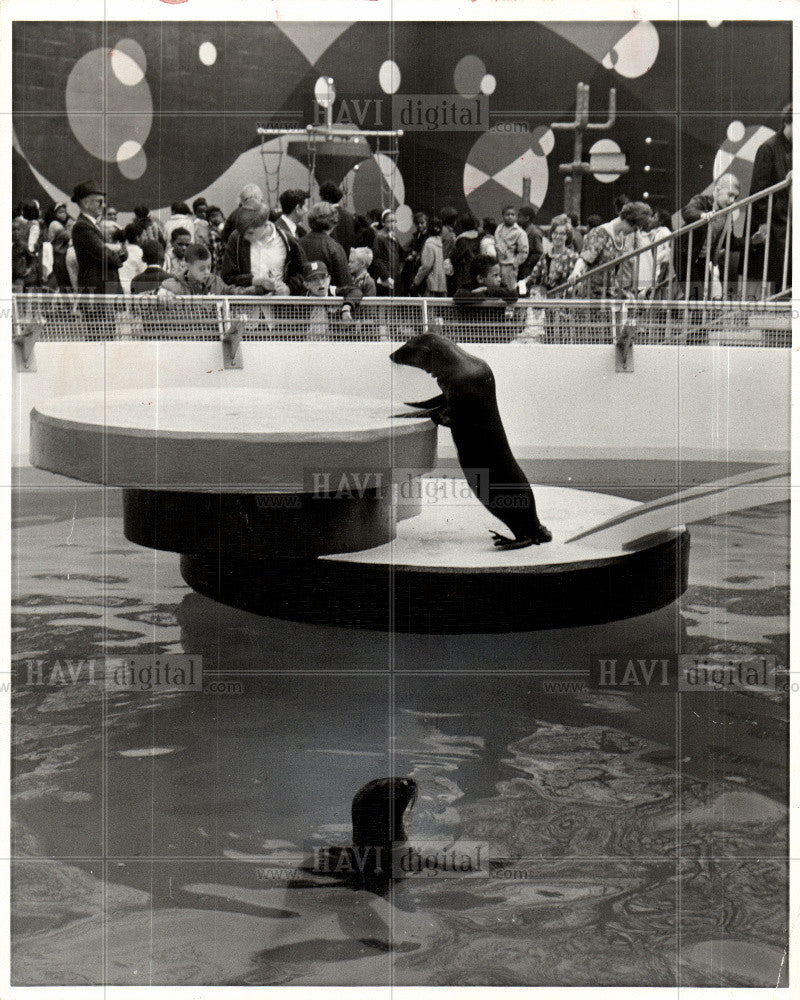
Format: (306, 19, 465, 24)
(391, 332, 551, 549)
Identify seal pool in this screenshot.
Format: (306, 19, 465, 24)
(10, 470, 787, 987)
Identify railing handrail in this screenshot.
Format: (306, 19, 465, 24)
(10, 291, 792, 310)
(546, 174, 792, 297)
(11, 291, 792, 311)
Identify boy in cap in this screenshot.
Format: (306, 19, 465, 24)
(301, 260, 362, 313)
(300, 259, 363, 339)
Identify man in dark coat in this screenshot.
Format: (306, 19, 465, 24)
(70, 180, 127, 293)
(747, 102, 792, 291)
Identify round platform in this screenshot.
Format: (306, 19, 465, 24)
(123, 486, 397, 559)
(30, 388, 437, 489)
(180, 483, 691, 632)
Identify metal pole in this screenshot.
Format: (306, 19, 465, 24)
(741, 203, 752, 303)
(781, 196, 791, 294)
(722, 218, 732, 297)
(682, 229, 693, 342)
(684, 230, 693, 301)
(761, 193, 774, 299)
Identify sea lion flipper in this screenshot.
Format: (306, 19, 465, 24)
(404, 394, 446, 409)
(491, 526, 552, 548)
(491, 530, 533, 550)
(392, 406, 452, 425)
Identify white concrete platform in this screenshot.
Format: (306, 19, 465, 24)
(323, 484, 645, 568)
(30, 388, 437, 489)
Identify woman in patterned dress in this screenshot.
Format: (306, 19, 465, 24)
(527, 216, 579, 292)
(568, 201, 652, 297)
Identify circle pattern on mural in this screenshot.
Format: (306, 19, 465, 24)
(727, 120, 745, 143)
(480, 74, 496, 96)
(66, 48, 153, 162)
(454, 55, 486, 98)
(463, 127, 550, 220)
(602, 22, 659, 78)
(379, 60, 401, 94)
(707, 20, 723, 28)
(394, 204, 414, 232)
(532, 125, 555, 157)
(314, 76, 336, 109)
(117, 141, 147, 179)
(199, 42, 217, 67)
(111, 40, 146, 86)
(589, 139, 625, 182)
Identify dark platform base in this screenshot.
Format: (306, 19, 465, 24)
(123, 487, 395, 559)
(179, 531, 690, 633)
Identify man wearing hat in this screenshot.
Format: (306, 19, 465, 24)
(70, 180, 128, 294)
(299, 202, 352, 289)
(301, 259, 362, 333)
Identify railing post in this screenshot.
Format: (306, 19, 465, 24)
(782, 197, 792, 294)
(721, 218, 732, 295)
(741, 203, 752, 303)
(702, 223, 712, 302)
(421, 296, 429, 334)
(762, 193, 774, 300)
(681, 230, 694, 342)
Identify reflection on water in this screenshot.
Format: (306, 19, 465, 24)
(11, 488, 788, 986)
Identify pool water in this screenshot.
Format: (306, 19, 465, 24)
(11, 477, 788, 987)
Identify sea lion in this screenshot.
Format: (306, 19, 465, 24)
(300, 776, 418, 895)
(391, 332, 551, 549)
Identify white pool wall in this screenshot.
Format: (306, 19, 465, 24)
(12, 342, 789, 468)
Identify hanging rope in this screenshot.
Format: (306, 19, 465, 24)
(259, 136, 284, 212)
(306, 132, 318, 198)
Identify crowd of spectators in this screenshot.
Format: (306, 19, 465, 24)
(11, 107, 792, 305)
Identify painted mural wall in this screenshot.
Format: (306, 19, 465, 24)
(12, 20, 792, 229)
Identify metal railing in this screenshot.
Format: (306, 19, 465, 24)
(548, 176, 792, 302)
(11, 291, 791, 348)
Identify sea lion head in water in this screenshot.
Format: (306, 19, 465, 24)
(391, 331, 552, 549)
(302, 777, 418, 895)
(351, 776, 418, 850)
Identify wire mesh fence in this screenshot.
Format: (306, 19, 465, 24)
(11, 292, 792, 347)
